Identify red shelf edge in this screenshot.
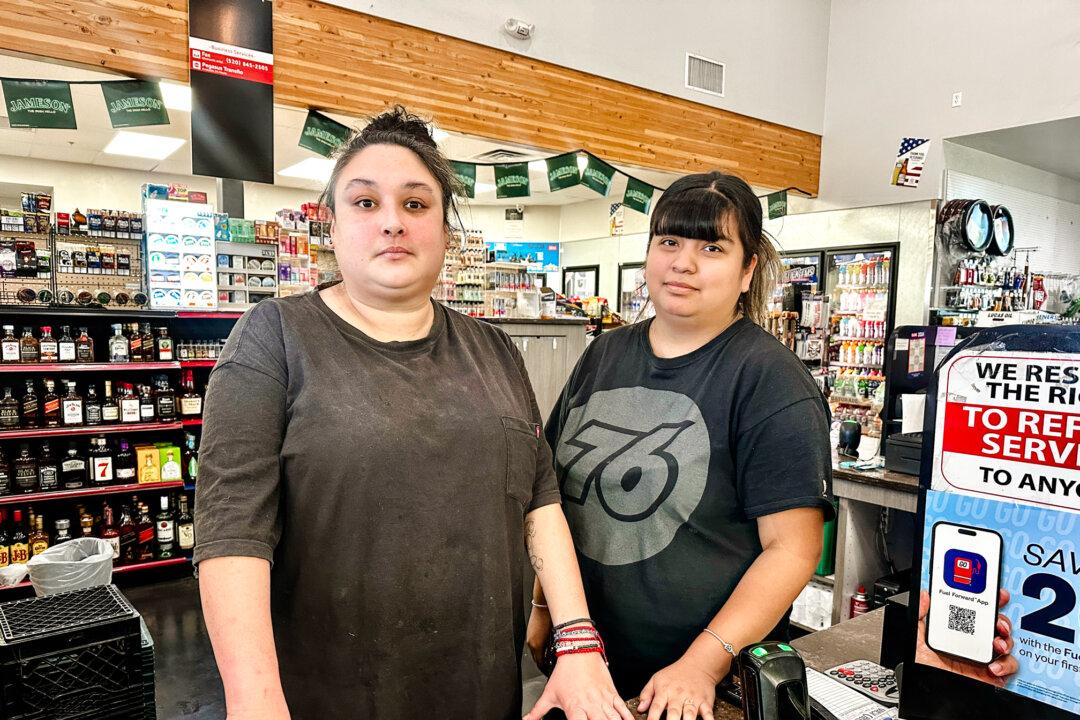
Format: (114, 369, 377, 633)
(181, 418, 203, 427)
(0, 421, 183, 440)
(177, 312, 242, 319)
(0, 480, 186, 506)
(0, 362, 181, 373)
(179, 360, 217, 368)
(1, 556, 191, 590)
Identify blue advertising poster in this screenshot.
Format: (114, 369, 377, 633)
(914, 337, 1080, 715)
(486, 242, 559, 273)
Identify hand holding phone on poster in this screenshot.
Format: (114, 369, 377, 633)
(916, 588, 1018, 688)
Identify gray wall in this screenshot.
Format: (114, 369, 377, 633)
(329, 0, 832, 134)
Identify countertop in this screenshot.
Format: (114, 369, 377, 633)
(832, 463, 921, 494)
(119, 575, 884, 719)
(480, 317, 590, 325)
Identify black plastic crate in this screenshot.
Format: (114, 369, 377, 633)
(0, 585, 144, 720)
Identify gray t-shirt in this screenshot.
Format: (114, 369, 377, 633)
(193, 285, 559, 719)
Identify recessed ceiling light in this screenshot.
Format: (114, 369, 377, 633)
(103, 131, 186, 160)
(159, 82, 192, 112)
(475, 182, 497, 194)
(577, 155, 588, 171)
(278, 157, 335, 182)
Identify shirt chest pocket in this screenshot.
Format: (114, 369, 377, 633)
(501, 416, 539, 508)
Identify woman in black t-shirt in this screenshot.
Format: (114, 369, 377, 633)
(527, 173, 834, 719)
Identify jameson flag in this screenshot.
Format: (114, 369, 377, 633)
(451, 161, 476, 198)
(767, 190, 788, 219)
(2, 80, 76, 129)
(100, 80, 169, 128)
(623, 177, 655, 214)
(299, 110, 351, 157)
(582, 155, 617, 196)
(494, 162, 530, 199)
(546, 153, 580, 191)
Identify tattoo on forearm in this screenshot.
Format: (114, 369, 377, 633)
(530, 553, 545, 572)
(524, 520, 544, 572)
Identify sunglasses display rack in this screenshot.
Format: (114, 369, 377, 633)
(215, 240, 279, 310)
(0, 229, 54, 307)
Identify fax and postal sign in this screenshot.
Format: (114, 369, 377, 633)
(934, 351, 1080, 510)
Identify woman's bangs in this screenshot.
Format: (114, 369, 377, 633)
(650, 188, 733, 244)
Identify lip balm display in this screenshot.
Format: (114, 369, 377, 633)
(143, 198, 217, 310)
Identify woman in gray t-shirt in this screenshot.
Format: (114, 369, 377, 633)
(195, 107, 630, 720)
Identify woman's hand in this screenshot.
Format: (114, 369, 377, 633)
(523, 653, 634, 720)
(637, 651, 730, 720)
(527, 605, 553, 670)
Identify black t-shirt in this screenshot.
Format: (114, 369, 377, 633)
(545, 318, 834, 697)
(194, 286, 560, 719)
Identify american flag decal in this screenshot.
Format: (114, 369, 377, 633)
(892, 137, 930, 188)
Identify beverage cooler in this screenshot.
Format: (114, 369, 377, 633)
(772, 251, 829, 384)
(823, 244, 899, 445)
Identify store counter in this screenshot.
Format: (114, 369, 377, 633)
(625, 610, 886, 719)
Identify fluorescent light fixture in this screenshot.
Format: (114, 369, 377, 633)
(159, 82, 192, 112)
(576, 155, 588, 171)
(103, 131, 186, 160)
(475, 182, 497, 194)
(278, 157, 335, 182)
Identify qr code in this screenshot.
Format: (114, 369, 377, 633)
(947, 605, 976, 635)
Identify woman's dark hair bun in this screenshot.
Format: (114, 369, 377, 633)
(360, 105, 437, 148)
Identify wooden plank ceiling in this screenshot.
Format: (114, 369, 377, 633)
(0, 0, 820, 193)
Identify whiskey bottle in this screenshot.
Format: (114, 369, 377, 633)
(28, 515, 49, 557)
(37, 441, 59, 492)
(141, 454, 160, 483)
(136, 503, 154, 562)
(60, 442, 88, 490)
(154, 375, 177, 422)
(128, 323, 142, 362)
(89, 436, 114, 486)
(155, 495, 175, 560)
(179, 370, 202, 417)
(108, 323, 129, 363)
(57, 325, 77, 363)
(39, 326, 58, 363)
(138, 385, 155, 422)
(20, 379, 38, 428)
(0, 447, 11, 496)
(1, 325, 19, 364)
(19, 327, 39, 363)
(79, 506, 94, 537)
(118, 504, 136, 564)
(120, 383, 141, 423)
(182, 432, 199, 483)
(13, 443, 38, 494)
(115, 440, 137, 483)
(84, 383, 103, 426)
(154, 327, 174, 361)
(140, 324, 154, 362)
(101, 502, 120, 559)
(0, 386, 20, 429)
(53, 518, 73, 544)
(61, 381, 84, 426)
(177, 494, 195, 551)
(9, 510, 29, 564)
(0, 511, 9, 567)
(101, 380, 120, 424)
(160, 449, 182, 482)
(42, 379, 60, 427)
(75, 327, 94, 363)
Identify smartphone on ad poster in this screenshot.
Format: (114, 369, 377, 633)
(926, 521, 1003, 664)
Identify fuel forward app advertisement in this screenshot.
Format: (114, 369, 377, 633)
(916, 344, 1080, 714)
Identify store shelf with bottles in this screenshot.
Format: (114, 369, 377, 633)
(0, 480, 186, 507)
(0, 422, 183, 441)
(829, 362, 884, 370)
(0, 556, 192, 591)
(0, 362, 180, 373)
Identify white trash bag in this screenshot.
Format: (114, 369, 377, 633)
(25, 538, 113, 596)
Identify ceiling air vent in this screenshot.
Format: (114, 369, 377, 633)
(685, 53, 725, 97)
(471, 148, 532, 163)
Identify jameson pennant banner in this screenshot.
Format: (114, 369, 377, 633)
(582, 155, 617, 196)
(546, 152, 581, 191)
(494, 162, 530, 199)
(767, 189, 788, 219)
(623, 177, 655, 214)
(100, 80, 169, 128)
(299, 110, 351, 157)
(2, 80, 76, 129)
(451, 161, 476, 199)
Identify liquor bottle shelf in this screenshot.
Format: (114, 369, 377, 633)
(0, 480, 186, 506)
(0, 421, 183, 440)
(179, 360, 216, 368)
(0, 362, 180, 373)
(181, 418, 203, 427)
(1, 556, 192, 591)
(176, 311, 242, 319)
(0, 306, 243, 320)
